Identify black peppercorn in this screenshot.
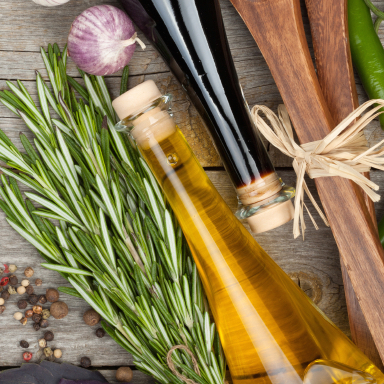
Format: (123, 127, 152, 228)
(25, 285, 34, 295)
(17, 299, 28, 309)
(40, 319, 49, 328)
(32, 313, 41, 323)
(80, 356, 91, 368)
(38, 295, 47, 304)
(33, 323, 40, 331)
(1, 291, 10, 301)
(95, 328, 105, 338)
(28, 294, 39, 305)
(44, 331, 54, 341)
(9, 275, 18, 286)
(20, 340, 29, 348)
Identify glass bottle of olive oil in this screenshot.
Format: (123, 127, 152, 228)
(113, 81, 384, 384)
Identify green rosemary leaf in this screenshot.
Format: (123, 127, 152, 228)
(67, 76, 89, 102)
(17, 79, 34, 105)
(36, 71, 53, 130)
(0, 199, 18, 223)
(20, 134, 39, 165)
(101, 117, 111, 178)
(0, 96, 19, 116)
(48, 44, 54, 67)
(96, 76, 115, 122)
(120, 66, 130, 95)
(58, 286, 82, 298)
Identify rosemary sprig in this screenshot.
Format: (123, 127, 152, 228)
(0, 45, 226, 384)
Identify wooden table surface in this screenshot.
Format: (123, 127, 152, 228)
(2, 0, 384, 382)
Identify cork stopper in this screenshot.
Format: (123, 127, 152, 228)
(247, 199, 294, 234)
(112, 80, 162, 120)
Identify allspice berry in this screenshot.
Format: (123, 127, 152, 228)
(116, 367, 133, 382)
(17, 286, 26, 295)
(25, 285, 34, 295)
(25, 309, 33, 318)
(44, 331, 54, 341)
(95, 328, 105, 338)
(20, 340, 29, 349)
(40, 319, 49, 328)
(42, 309, 50, 319)
(38, 295, 47, 304)
(28, 294, 39, 305)
(1, 291, 10, 300)
(17, 299, 28, 310)
(0, 306, 5, 314)
(83, 308, 100, 326)
(33, 323, 40, 331)
(32, 313, 41, 323)
(53, 349, 62, 359)
(50, 301, 68, 319)
(46, 288, 59, 303)
(35, 278, 42, 286)
(24, 267, 34, 278)
(9, 275, 18, 286)
(33, 305, 42, 314)
(80, 356, 91, 368)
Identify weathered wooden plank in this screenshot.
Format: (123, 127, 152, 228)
(3, 168, 384, 366)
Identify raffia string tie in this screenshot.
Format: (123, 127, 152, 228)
(167, 345, 201, 384)
(250, 99, 384, 239)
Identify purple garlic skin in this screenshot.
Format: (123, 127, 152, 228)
(68, 5, 137, 76)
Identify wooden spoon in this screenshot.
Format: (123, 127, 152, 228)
(228, 0, 384, 360)
(305, 0, 383, 368)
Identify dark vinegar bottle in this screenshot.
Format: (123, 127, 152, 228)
(119, 0, 295, 233)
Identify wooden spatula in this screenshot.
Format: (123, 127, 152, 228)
(305, 0, 383, 368)
(228, 0, 384, 360)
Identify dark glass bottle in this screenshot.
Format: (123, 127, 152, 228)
(119, 0, 295, 233)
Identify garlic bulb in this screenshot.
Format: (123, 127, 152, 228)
(32, 0, 70, 6)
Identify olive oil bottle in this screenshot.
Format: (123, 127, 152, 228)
(113, 81, 384, 384)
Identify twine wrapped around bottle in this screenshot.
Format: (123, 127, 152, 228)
(250, 99, 384, 239)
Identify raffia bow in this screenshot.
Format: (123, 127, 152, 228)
(250, 99, 384, 239)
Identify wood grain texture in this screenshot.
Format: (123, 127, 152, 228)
(305, 0, 383, 368)
(228, 0, 384, 360)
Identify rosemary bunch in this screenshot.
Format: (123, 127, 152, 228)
(0, 44, 225, 384)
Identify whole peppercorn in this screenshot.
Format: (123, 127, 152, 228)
(38, 338, 47, 348)
(25, 309, 33, 318)
(83, 308, 100, 326)
(9, 264, 17, 273)
(44, 331, 54, 341)
(9, 275, 18, 286)
(17, 286, 26, 295)
(33, 305, 42, 314)
(21, 279, 30, 287)
(8, 286, 16, 295)
(35, 278, 43, 286)
(44, 347, 53, 357)
(46, 288, 59, 303)
(53, 349, 62, 359)
(0, 306, 5, 314)
(50, 301, 68, 319)
(28, 294, 39, 305)
(24, 267, 34, 278)
(0, 298, 4, 306)
(14, 312, 23, 321)
(95, 328, 105, 338)
(40, 319, 49, 328)
(20, 317, 28, 326)
(0, 276, 9, 287)
(18, 299, 28, 309)
(20, 340, 29, 348)
(1, 290, 10, 300)
(33, 323, 40, 331)
(80, 356, 91, 368)
(25, 285, 34, 295)
(23, 352, 32, 361)
(32, 313, 41, 323)
(116, 367, 133, 383)
(38, 295, 47, 304)
(0, 286, 3, 292)
(41, 309, 50, 320)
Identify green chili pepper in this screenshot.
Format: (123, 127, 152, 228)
(348, 0, 384, 129)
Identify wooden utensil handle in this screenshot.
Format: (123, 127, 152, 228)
(305, 0, 383, 368)
(229, 0, 384, 359)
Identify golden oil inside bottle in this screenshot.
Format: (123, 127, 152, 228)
(127, 106, 384, 384)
